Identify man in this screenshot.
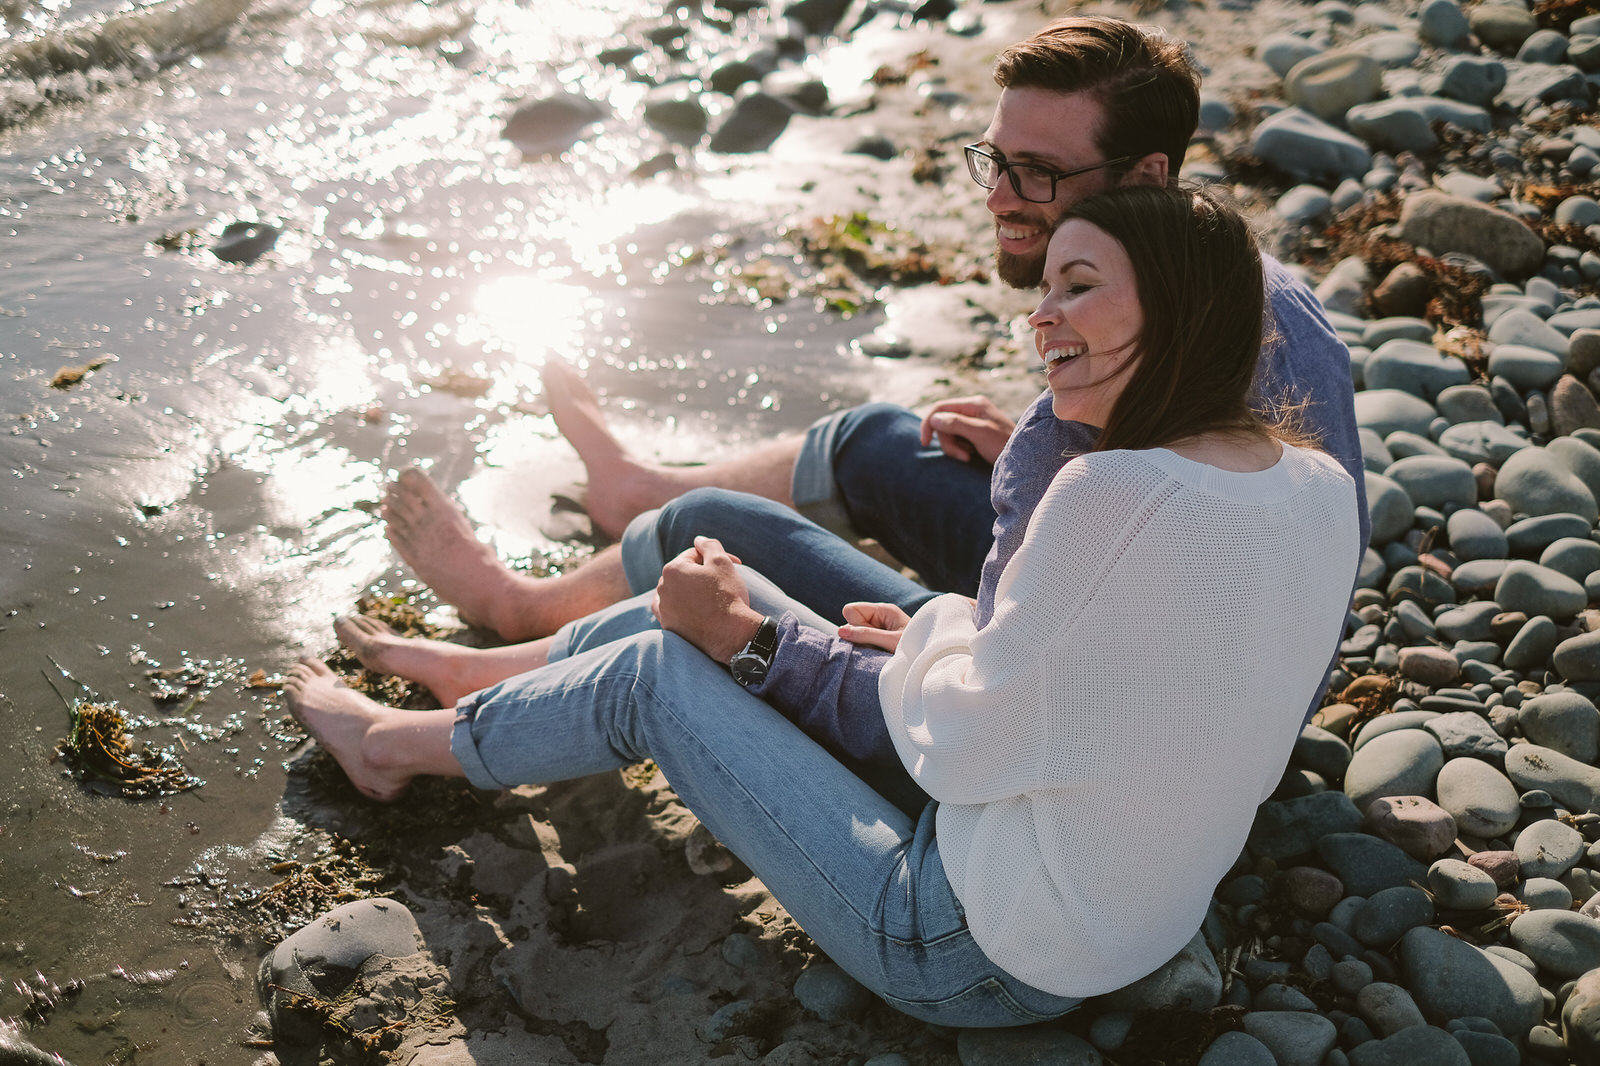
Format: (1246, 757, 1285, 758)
(381, 16, 1367, 650)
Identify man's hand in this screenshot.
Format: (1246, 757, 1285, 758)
(653, 536, 766, 663)
(837, 601, 912, 653)
(919, 396, 1015, 465)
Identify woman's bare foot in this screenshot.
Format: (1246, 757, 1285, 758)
(335, 615, 478, 707)
(541, 360, 689, 538)
(381, 467, 538, 635)
(283, 659, 417, 802)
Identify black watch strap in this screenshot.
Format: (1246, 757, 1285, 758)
(729, 616, 779, 687)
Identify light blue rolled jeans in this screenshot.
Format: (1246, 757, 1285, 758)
(449, 590, 1082, 1026)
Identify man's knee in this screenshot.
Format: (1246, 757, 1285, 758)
(656, 487, 777, 558)
(835, 402, 920, 454)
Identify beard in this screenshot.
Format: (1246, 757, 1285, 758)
(995, 245, 1048, 289)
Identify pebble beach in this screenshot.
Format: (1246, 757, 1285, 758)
(252, 1, 1600, 1064)
(26, 0, 1600, 1062)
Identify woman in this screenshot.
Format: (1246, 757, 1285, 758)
(285, 185, 1359, 1023)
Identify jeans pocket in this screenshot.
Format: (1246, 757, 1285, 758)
(879, 975, 1072, 1027)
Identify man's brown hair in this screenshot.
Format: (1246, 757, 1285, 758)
(994, 16, 1201, 179)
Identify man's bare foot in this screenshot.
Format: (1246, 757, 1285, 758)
(284, 659, 415, 802)
(541, 360, 688, 538)
(382, 467, 528, 633)
(335, 615, 479, 708)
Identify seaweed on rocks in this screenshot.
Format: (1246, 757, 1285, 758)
(320, 593, 459, 711)
(1114, 1005, 1246, 1066)
(1534, 0, 1600, 33)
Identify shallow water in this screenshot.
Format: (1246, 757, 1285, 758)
(0, 0, 903, 1059)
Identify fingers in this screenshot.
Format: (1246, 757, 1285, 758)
(925, 413, 974, 462)
(692, 535, 736, 569)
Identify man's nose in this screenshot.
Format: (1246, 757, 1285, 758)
(985, 173, 1023, 213)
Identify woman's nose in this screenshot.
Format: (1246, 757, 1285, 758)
(1027, 302, 1053, 329)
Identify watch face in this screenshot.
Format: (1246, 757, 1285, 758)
(730, 652, 769, 687)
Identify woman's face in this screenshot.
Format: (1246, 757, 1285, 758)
(1026, 219, 1144, 427)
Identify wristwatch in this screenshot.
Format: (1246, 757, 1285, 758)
(729, 615, 779, 687)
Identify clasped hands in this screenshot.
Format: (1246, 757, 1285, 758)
(651, 535, 912, 661)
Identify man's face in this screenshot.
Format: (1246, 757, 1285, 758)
(978, 87, 1116, 289)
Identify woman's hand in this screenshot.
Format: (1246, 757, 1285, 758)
(653, 536, 766, 663)
(918, 396, 1015, 465)
(837, 601, 912, 652)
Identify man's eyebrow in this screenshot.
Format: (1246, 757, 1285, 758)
(980, 140, 1066, 168)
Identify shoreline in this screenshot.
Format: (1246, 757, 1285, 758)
(20, 0, 1600, 1061)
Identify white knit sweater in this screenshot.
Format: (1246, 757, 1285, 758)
(878, 444, 1359, 997)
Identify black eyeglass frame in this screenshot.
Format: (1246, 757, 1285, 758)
(962, 144, 1133, 204)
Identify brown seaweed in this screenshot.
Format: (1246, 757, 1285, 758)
(55, 700, 204, 797)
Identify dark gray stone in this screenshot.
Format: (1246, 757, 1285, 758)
(1197, 1031, 1276, 1066)
(793, 963, 872, 1021)
(1242, 1012, 1338, 1066)
(1347, 1025, 1470, 1066)
(1399, 927, 1544, 1040)
(955, 1028, 1101, 1066)
(1249, 790, 1365, 861)
(709, 92, 793, 153)
(503, 93, 607, 155)
(1354, 887, 1436, 948)
(1316, 834, 1431, 897)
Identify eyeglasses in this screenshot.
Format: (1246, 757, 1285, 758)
(962, 144, 1131, 204)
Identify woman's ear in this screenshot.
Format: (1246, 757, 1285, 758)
(1118, 152, 1169, 189)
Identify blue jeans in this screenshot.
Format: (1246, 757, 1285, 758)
(794, 402, 997, 598)
(621, 488, 943, 624)
(450, 617, 1081, 1026)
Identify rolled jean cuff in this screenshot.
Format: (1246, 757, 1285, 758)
(620, 507, 668, 597)
(792, 411, 857, 540)
(450, 696, 502, 790)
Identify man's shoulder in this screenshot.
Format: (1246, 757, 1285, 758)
(1260, 254, 1344, 359)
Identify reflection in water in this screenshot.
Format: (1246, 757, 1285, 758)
(0, 0, 897, 1061)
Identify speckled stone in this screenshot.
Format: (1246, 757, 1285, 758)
(1398, 646, 1462, 687)
(1505, 744, 1600, 810)
(1366, 796, 1459, 860)
(1515, 818, 1586, 879)
(1467, 850, 1521, 890)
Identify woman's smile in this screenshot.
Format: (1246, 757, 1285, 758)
(1026, 218, 1144, 425)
